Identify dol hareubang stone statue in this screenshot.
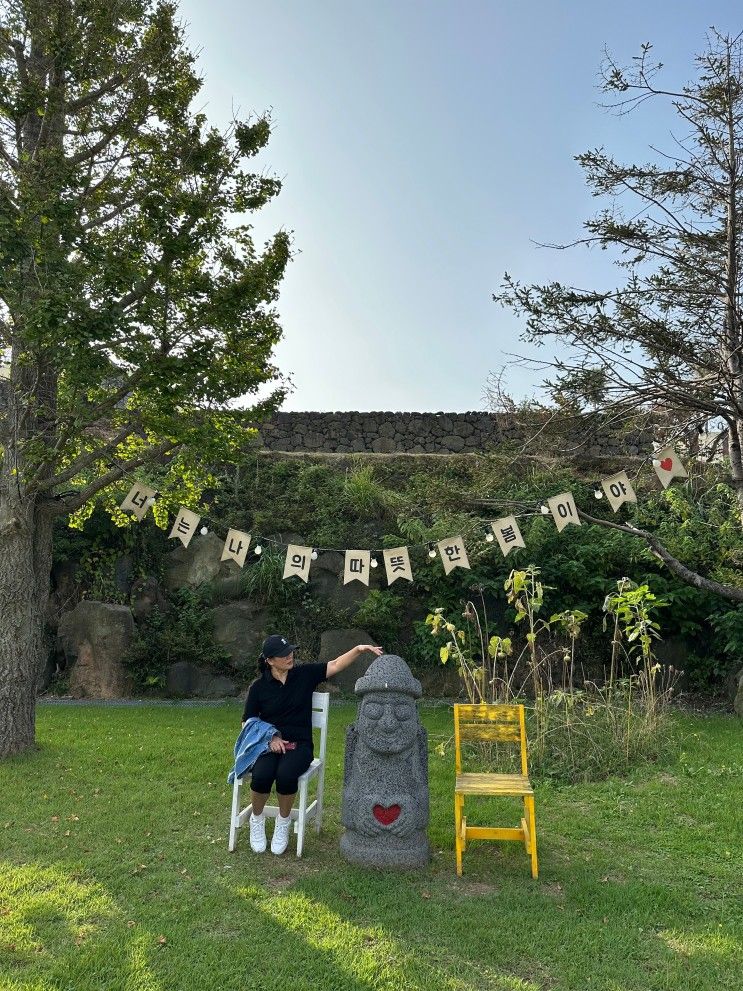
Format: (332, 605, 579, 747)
(340, 654, 430, 869)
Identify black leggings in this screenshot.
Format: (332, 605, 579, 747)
(250, 742, 313, 796)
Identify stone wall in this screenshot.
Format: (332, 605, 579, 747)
(255, 411, 654, 457)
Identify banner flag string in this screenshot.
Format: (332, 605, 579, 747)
(115, 446, 691, 587)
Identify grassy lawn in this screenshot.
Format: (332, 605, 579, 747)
(1, 702, 741, 991)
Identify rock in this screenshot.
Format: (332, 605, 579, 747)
(114, 554, 134, 594)
(164, 532, 236, 590)
(130, 576, 167, 622)
(372, 437, 396, 454)
(318, 628, 378, 694)
(340, 654, 430, 869)
(441, 435, 465, 452)
(655, 637, 692, 674)
(212, 600, 270, 671)
(165, 661, 238, 698)
(734, 668, 743, 717)
(46, 560, 80, 632)
(308, 552, 365, 612)
(58, 600, 135, 699)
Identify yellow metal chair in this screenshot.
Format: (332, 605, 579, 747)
(453, 703, 538, 878)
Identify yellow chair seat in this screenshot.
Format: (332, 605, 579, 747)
(456, 772, 533, 796)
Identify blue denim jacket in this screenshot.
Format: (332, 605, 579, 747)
(228, 717, 277, 784)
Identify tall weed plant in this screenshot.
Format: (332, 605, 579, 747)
(427, 567, 680, 782)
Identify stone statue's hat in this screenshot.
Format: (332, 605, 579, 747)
(354, 654, 422, 699)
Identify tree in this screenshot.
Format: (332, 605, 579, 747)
(493, 30, 743, 604)
(0, 0, 291, 756)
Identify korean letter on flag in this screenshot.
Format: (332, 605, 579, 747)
(547, 492, 581, 533)
(120, 483, 156, 521)
(282, 544, 312, 583)
(383, 546, 413, 584)
(344, 549, 371, 586)
(490, 516, 525, 557)
(221, 529, 251, 568)
(600, 471, 637, 512)
(437, 537, 471, 575)
(168, 507, 201, 547)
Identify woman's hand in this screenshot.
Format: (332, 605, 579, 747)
(357, 645, 384, 657)
(269, 735, 287, 754)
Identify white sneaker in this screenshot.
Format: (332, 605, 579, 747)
(249, 812, 266, 853)
(271, 814, 292, 855)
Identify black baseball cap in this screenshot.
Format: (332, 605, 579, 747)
(261, 635, 298, 658)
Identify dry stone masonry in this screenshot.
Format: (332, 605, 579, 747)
(255, 411, 654, 457)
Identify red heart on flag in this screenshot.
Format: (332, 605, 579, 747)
(660, 457, 673, 471)
(372, 803, 401, 825)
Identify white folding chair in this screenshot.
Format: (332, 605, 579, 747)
(228, 691, 329, 857)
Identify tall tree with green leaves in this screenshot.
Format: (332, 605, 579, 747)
(494, 30, 743, 604)
(0, 0, 290, 756)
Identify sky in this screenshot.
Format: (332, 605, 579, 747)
(177, 0, 741, 413)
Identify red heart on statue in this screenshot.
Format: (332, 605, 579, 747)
(660, 457, 673, 471)
(372, 804, 401, 825)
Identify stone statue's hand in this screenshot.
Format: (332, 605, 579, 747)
(386, 799, 414, 836)
(355, 815, 383, 837)
(388, 815, 409, 837)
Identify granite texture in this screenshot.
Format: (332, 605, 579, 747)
(340, 654, 430, 869)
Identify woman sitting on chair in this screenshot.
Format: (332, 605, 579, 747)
(243, 634, 383, 855)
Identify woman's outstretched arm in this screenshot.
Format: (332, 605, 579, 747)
(326, 644, 383, 678)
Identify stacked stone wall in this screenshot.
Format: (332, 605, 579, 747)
(255, 411, 654, 457)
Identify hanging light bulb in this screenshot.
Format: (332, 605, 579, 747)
(311, 549, 318, 561)
(200, 526, 208, 535)
(145, 496, 156, 507)
(652, 458, 661, 468)
(370, 557, 379, 568)
(254, 544, 263, 556)
(540, 505, 550, 515)
(428, 543, 436, 559)
(594, 489, 603, 499)
(485, 532, 495, 542)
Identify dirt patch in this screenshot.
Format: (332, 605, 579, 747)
(449, 879, 499, 897)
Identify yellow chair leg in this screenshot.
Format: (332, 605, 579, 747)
(525, 795, 538, 879)
(454, 793, 464, 876)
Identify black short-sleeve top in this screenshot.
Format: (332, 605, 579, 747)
(241, 662, 328, 744)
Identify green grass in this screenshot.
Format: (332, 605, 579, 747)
(0, 703, 741, 991)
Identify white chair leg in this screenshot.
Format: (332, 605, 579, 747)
(296, 777, 308, 858)
(315, 769, 326, 833)
(228, 778, 242, 852)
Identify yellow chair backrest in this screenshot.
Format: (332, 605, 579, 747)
(453, 703, 528, 777)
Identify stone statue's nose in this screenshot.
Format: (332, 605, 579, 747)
(380, 707, 396, 731)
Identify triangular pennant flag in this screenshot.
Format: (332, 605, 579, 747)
(221, 529, 251, 567)
(600, 471, 637, 512)
(652, 446, 688, 489)
(168, 507, 201, 547)
(490, 516, 525, 557)
(120, 482, 156, 521)
(437, 536, 471, 575)
(547, 492, 581, 533)
(283, 544, 312, 583)
(344, 549, 371, 586)
(383, 546, 413, 584)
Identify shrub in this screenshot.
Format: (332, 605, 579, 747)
(352, 589, 404, 647)
(125, 588, 231, 689)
